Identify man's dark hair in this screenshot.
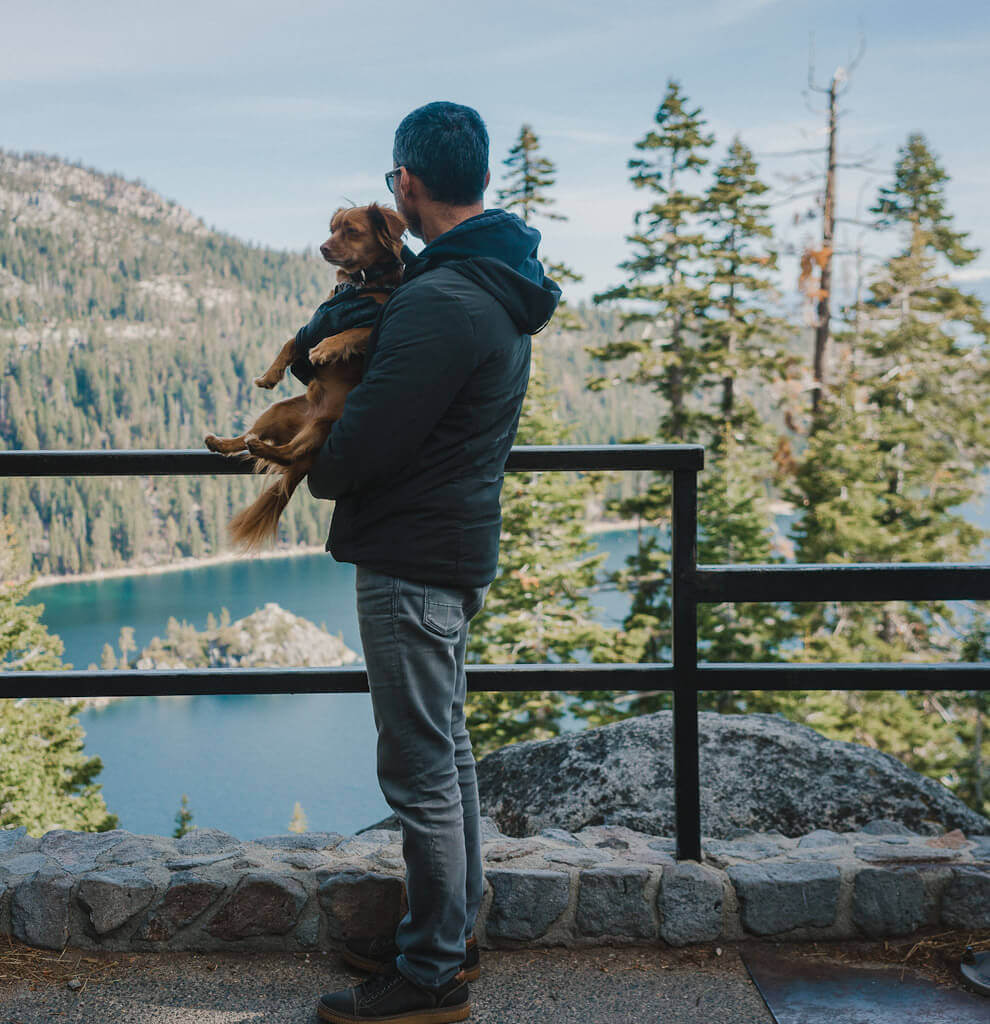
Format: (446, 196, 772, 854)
(393, 101, 489, 206)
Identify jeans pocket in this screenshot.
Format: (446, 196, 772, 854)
(422, 584, 468, 637)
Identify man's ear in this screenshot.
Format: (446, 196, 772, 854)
(368, 203, 407, 257)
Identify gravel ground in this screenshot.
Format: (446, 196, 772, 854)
(0, 943, 773, 1024)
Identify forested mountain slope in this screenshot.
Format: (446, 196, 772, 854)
(0, 150, 652, 576)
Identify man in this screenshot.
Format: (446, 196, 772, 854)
(307, 101, 560, 1023)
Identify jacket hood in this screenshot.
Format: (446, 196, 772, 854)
(400, 208, 561, 334)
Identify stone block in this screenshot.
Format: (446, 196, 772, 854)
(12, 868, 73, 949)
(728, 861, 840, 936)
(206, 872, 307, 940)
(165, 852, 240, 871)
(0, 853, 53, 877)
(484, 869, 569, 941)
(254, 833, 343, 852)
(40, 829, 127, 873)
(797, 830, 848, 849)
(77, 868, 158, 935)
(852, 868, 925, 937)
(543, 847, 611, 868)
(483, 839, 543, 862)
(100, 837, 177, 864)
(274, 850, 326, 870)
(854, 844, 959, 863)
(704, 837, 787, 864)
(576, 866, 654, 938)
(136, 872, 227, 941)
(860, 819, 914, 836)
(0, 827, 39, 857)
(940, 866, 990, 929)
(318, 871, 406, 942)
(479, 817, 502, 841)
(539, 828, 584, 847)
(175, 828, 241, 855)
(658, 862, 724, 946)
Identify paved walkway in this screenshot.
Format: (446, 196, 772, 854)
(0, 943, 773, 1024)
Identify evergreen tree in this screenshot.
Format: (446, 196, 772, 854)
(790, 133, 990, 662)
(288, 801, 308, 834)
(173, 794, 195, 837)
(0, 520, 117, 833)
(496, 123, 583, 328)
(466, 348, 628, 754)
(584, 80, 717, 681)
(466, 128, 622, 755)
(583, 86, 794, 724)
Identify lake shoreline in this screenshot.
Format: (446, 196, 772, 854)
(28, 520, 642, 590)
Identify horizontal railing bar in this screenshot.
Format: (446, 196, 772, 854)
(696, 563, 990, 603)
(2, 661, 985, 700)
(0, 444, 705, 478)
(0, 664, 676, 699)
(697, 663, 989, 690)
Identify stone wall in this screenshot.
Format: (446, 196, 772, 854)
(1, 820, 987, 953)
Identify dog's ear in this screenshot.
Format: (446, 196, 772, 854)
(368, 203, 406, 257)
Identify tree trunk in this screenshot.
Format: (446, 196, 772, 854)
(812, 74, 839, 421)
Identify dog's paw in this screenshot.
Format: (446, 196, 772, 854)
(204, 434, 221, 452)
(254, 373, 280, 389)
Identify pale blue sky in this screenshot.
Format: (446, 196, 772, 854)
(2, 0, 988, 309)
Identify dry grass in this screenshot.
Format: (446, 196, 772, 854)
(0, 935, 125, 992)
(786, 929, 990, 988)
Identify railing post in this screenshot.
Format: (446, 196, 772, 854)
(671, 467, 702, 861)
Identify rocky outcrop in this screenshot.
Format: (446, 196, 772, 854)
(134, 603, 358, 670)
(476, 711, 990, 839)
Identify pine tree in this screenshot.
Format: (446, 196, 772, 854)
(700, 137, 795, 438)
(791, 133, 990, 662)
(465, 129, 623, 754)
(583, 80, 717, 683)
(173, 794, 195, 837)
(583, 85, 796, 720)
(0, 519, 117, 833)
(496, 124, 583, 328)
(466, 348, 629, 753)
(288, 801, 308, 834)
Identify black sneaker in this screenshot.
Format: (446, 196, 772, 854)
(342, 935, 481, 983)
(317, 966, 470, 1023)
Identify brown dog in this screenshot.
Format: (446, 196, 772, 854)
(204, 203, 406, 549)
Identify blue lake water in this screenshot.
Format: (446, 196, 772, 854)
(29, 530, 643, 839)
(25, 481, 988, 840)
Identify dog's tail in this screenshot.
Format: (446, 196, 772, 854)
(228, 464, 307, 551)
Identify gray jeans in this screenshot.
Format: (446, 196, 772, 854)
(356, 566, 488, 989)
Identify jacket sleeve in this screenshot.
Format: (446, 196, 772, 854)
(306, 285, 478, 500)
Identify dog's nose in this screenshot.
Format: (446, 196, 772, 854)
(320, 242, 333, 260)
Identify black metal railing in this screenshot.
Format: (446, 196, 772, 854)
(2, 445, 989, 861)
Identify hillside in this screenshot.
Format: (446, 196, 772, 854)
(0, 150, 654, 577)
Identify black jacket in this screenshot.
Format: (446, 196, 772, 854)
(306, 208, 561, 587)
(289, 284, 383, 386)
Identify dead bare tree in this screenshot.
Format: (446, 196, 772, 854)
(804, 32, 866, 421)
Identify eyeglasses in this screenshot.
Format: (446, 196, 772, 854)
(384, 167, 401, 194)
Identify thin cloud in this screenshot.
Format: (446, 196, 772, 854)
(949, 267, 990, 283)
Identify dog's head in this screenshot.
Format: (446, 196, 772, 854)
(320, 203, 406, 276)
